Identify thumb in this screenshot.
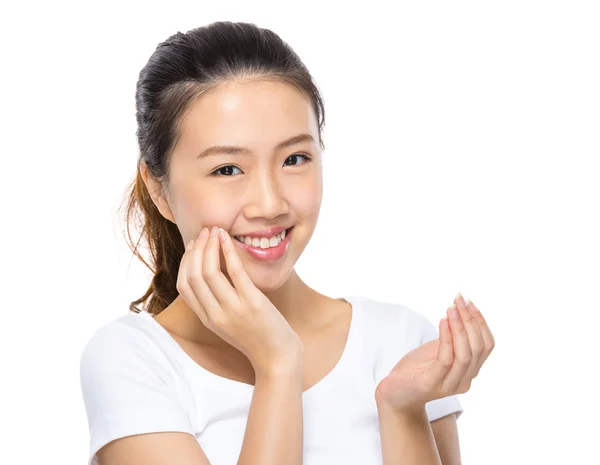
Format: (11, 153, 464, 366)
(426, 317, 454, 386)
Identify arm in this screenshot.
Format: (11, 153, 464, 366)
(97, 357, 304, 465)
(431, 413, 461, 465)
(377, 403, 443, 465)
(377, 402, 462, 465)
(238, 357, 304, 465)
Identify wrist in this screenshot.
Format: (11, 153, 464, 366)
(376, 399, 428, 419)
(255, 353, 303, 380)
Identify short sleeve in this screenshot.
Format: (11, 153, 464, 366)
(419, 314, 464, 422)
(79, 321, 195, 465)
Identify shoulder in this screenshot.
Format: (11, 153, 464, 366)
(351, 295, 437, 347)
(79, 313, 196, 464)
(80, 312, 155, 362)
(79, 311, 178, 392)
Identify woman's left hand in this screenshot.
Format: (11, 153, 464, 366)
(374, 293, 495, 414)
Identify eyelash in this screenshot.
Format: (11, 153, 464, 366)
(209, 153, 312, 177)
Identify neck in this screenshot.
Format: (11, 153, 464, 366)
(262, 269, 326, 331)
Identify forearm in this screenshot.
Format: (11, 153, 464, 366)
(377, 402, 442, 465)
(237, 358, 304, 465)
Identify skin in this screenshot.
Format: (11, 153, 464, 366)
(140, 77, 350, 380)
(375, 295, 495, 465)
(131, 77, 479, 465)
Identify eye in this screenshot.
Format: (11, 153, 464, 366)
(210, 165, 243, 177)
(284, 153, 312, 166)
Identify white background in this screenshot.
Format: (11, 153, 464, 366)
(1, 1, 598, 463)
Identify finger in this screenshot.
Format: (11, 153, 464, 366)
(467, 299, 496, 377)
(441, 304, 472, 393)
(427, 316, 454, 388)
(187, 226, 222, 322)
(177, 228, 210, 323)
(218, 228, 258, 298)
(202, 226, 239, 310)
(454, 293, 485, 386)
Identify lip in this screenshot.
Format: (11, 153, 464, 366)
(233, 227, 293, 261)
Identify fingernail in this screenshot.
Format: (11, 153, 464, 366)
(442, 316, 449, 332)
(200, 227, 209, 238)
(466, 299, 476, 315)
(456, 292, 465, 307)
(210, 226, 218, 237)
(218, 228, 227, 241)
(186, 240, 194, 251)
(449, 304, 460, 319)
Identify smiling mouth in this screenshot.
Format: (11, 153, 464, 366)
(233, 226, 293, 249)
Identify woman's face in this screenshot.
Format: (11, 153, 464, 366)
(159, 79, 323, 292)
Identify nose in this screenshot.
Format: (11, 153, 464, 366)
(242, 168, 290, 220)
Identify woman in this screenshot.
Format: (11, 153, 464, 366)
(80, 21, 495, 465)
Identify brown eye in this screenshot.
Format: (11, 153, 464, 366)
(284, 154, 311, 166)
(211, 165, 242, 177)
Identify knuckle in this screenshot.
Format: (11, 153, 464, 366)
(439, 355, 454, 368)
(207, 312, 227, 328)
(188, 272, 202, 287)
(176, 285, 185, 298)
(202, 267, 216, 283)
(462, 312, 475, 324)
(456, 351, 472, 365)
(455, 359, 470, 369)
(228, 265, 243, 279)
(458, 381, 472, 394)
(472, 345, 485, 357)
(452, 324, 466, 336)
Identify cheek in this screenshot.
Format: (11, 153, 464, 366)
(179, 188, 239, 234)
(294, 175, 323, 220)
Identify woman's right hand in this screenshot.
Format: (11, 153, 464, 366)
(176, 226, 303, 376)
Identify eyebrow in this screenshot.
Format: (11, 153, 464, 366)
(196, 133, 316, 159)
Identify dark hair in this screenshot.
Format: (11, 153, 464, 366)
(118, 21, 326, 316)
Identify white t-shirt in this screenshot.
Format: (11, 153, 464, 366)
(80, 295, 463, 465)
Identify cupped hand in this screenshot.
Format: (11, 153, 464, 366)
(176, 226, 303, 375)
(374, 293, 495, 414)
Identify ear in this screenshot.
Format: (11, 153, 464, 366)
(139, 160, 176, 224)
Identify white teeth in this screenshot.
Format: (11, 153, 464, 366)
(235, 228, 289, 249)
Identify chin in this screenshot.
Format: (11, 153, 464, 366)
(247, 266, 292, 293)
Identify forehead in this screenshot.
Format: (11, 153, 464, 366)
(178, 80, 319, 155)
